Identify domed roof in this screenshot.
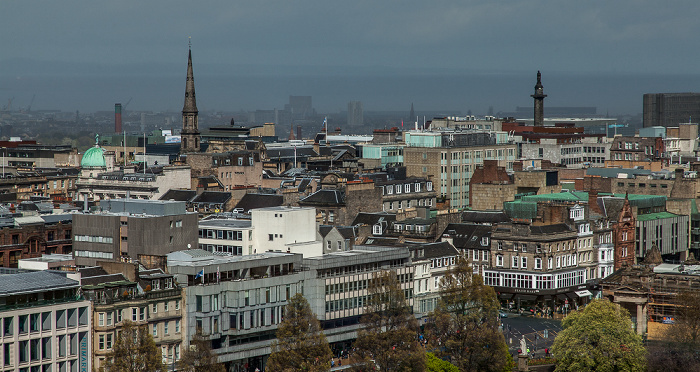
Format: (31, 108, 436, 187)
(81, 146, 106, 168)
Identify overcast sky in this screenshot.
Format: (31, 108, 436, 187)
(3, 0, 700, 113)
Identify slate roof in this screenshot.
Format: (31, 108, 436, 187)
(407, 241, 460, 260)
(0, 271, 78, 296)
(299, 189, 345, 206)
(530, 223, 573, 235)
(160, 189, 197, 202)
(442, 223, 493, 250)
(319, 225, 334, 238)
(351, 212, 396, 226)
(191, 191, 231, 205)
(234, 194, 284, 213)
(360, 237, 405, 246)
(267, 147, 318, 159)
(336, 226, 357, 239)
(81, 273, 130, 286)
(462, 210, 510, 224)
(41, 214, 73, 225)
(78, 266, 108, 278)
(297, 178, 312, 192)
(319, 225, 356, 239)
(586, 167, 652, 179)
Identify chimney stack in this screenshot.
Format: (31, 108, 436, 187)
(115, 103, 122, 133)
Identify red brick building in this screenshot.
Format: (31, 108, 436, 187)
(613, 194, 636, 269)
(0, 216, 72, 267)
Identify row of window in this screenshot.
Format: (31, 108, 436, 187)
(74, 235, 113, 244)
(201, 244, 244, 255)
(1, 308, 89, 338)
(382, 182, 433, 195)
(73, 250, 113, 259)
(495, 254, 579, 270)
(385, 198, 433, 211)
(198, 229, 245, 241)
(324, 274, 413, 296)
(483, 269, 585, 290)
(195, 285, 295, 312)
(4, 332, 87, 367)
(497, 240, 578, 253)
(325, 290, 413, 313)
(97, 302, 179, 328)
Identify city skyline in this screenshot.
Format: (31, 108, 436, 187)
(4, 1, 700, 115)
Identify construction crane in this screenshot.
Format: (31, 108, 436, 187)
(3, 97, 14, 111)
(26, 94, 35, 113)
(122, 97, 133, 118)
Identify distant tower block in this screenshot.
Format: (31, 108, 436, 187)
(348, 101, 363, 127)
(115, 103, 122, 133)
(297, 125, 302, 141)
(288, 123, 296, 140)
(531, 71, 547, 127)
(181, 45, 201, 153)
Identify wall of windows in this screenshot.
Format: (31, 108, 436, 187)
(483, 269, 585, 290)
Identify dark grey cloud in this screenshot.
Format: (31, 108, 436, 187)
(3, 1, 700, 114)
(4, 0, 700, 73)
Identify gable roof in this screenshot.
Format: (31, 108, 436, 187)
(160, 189, 197, 202)
(191, 191, 232, 205)
(234, 194, 284, 213)
(299, 189, 345, 206)
(462, 210, 510, 224)
(351, 212, 396, 226)
(408, 241, 460, 260)
(442, 223, 493, 249)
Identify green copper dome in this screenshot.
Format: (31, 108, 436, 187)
(81, 146, 106, 168)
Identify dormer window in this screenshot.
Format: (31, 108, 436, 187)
(396, 185, 402, 194)
(372, 224, 382, 235)
(387, 185, 393, 194)
(481, 237, 489, 246)
(570, 205, 584, 221)
(405, 184, 410, 193)
(426, 182, 433, 191)
(415, 183, 421, 192)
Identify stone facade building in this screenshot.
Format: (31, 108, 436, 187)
(609, 136, 665, 162)
(613, 195, 636, 270)
(0, 214, 73, 268)
(403, 133, 517, 209)
(81, 262, 184, 370)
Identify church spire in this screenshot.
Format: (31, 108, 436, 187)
(181, 41, 200, 153)
(183, 47, 198, 114)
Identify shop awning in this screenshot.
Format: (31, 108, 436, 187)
(556, 294, 568, 301)
(499, 293, 514, 300)
(515, 294, 538, 301)
(575, 290, 593, 297)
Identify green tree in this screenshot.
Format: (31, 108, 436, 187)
(267, 293, 332, 372)
(425, 352, 459, 372)
(354, 271, 425, 372)
(101, 320, 166, 372)
(551, 299, 646, 372)
(426, 256, 511, 372)
(177, 331, 226, 372)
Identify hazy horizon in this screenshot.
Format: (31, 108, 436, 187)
(2, 62, 700, 116)
(4, 1, 700, 116)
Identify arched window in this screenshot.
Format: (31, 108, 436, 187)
(182, 138, 188, 149)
